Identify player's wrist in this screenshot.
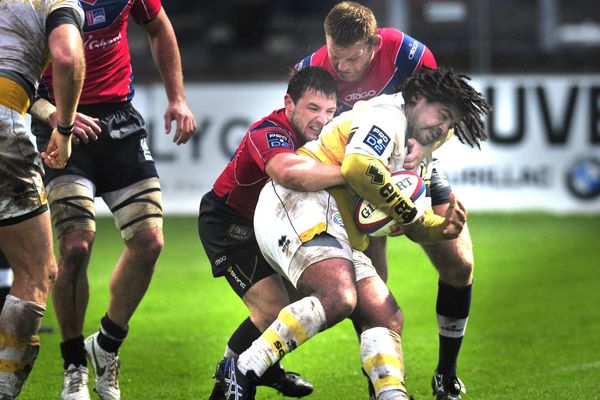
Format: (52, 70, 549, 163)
(57, 123, 74, 136)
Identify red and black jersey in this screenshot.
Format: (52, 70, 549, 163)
(212, 108, 301, 220)
(38, 0, 162, 105)
(296, 28, 437, 113)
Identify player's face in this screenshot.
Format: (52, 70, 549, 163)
(326, 36, 377, 82)
(285, 90, 337, 142)
(406, 96, 461, 147)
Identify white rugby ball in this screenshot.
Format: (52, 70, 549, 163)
(354, 170, 428, 237)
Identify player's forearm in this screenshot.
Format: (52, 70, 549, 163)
(48, 24, 85, 127)
(267, 155, 345, 191)
(146, 10, 186, 104)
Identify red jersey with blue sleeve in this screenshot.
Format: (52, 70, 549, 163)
(212, 108, 301, 220)
(38, 0, 162, 105)
(296, 28, 437, 113)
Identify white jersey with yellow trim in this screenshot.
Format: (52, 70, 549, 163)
(298, 93, 414, 250)
(301, 93, 409, 169)
(0, 0, 83, 90)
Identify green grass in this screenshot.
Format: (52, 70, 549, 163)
(18, 213, 600, 399)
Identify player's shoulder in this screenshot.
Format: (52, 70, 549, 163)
(361, 93, 405, 114)
(249, 110, 296, 144)
(295, 44, 329, 70)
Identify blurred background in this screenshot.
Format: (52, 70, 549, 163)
(120, 0, 600, 214)
(130, 0, 600, 81)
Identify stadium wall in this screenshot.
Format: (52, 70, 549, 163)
(99, 75, 600, 214)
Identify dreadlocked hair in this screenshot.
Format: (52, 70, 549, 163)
(400, 67, 492, 148)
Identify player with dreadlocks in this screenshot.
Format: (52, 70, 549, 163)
(215, 66, 491, 400)
(294, 4, 491, 398)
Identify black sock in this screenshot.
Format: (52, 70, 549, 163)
(436, 281, 472, 376)
(61, 336, 87, 369)
(97, 314, 128, 353)
(227, 317, 261, 355)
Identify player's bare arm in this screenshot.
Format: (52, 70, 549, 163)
(265, 153, 346, 191)
(144, 8, 196, 145)
(41, 21, 85, 168)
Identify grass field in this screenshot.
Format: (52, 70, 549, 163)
(17, 213, 600, 399)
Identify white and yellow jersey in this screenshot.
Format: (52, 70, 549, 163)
(299, 93, 412, 250)
(300, 93, 408, 169)
(0, 0, 83, 92)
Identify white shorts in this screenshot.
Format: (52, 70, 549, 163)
(0, 105, 46, 223)
(254, 181, 377, 286)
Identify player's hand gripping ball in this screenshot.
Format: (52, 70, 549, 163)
(355, 170, 428, 237)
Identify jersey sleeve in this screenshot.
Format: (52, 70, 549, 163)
(131, 0, 162, 24)
(344, 103, 406, 165)
(341, 103, 421, 224)
(421, 46, 437, 69)
(48, 0, 84, 28)
(246, 127, 297, 172)
(295, 54, 313, 71)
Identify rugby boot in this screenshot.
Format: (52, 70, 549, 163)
(215, 357, 256, 400)
(432, 370, 466, 400)
(256, 362, 314, 397)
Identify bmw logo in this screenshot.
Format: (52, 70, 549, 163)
(566, 157, 600, 200)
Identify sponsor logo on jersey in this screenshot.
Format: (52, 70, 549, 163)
(344, 89, 377, 102)
(214, 255, 227, 266)
(226, 266, 247, 290)
(278, 235, 291, 253)
(408, 40, 419, 60)
(86, 8, 106, 25)
(85, 32, 122, 51)
(226, 224, 252, 241)
(332, 211, 345, 227)
(267, 132, 292, 149)
(363, 125, 390, 156)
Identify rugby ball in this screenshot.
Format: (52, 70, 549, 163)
(354, 170, 428, 237)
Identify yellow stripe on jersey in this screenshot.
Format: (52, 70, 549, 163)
(298, 222, 327, 243)
(0, 76, 31, 115)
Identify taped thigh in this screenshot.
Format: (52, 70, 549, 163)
(47, 179, 96, 238)
(102, 178, 163, 240)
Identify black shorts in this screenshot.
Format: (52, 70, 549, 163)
(198, 190, 276, 298)
(428, 162, 452, 207)
(32, 102, 158, 194)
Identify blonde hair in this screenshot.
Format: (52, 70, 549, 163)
(324, 1, 378, 47)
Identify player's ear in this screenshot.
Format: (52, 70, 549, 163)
(372, 34, 382, 51)
(284, 93, 294, 111)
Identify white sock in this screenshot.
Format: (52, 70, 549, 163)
(0, 295, 46, 397)
(361, 327, 407, 399)
(238, 296, 326, 377)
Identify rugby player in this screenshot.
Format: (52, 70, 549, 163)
(29, 1, 196, 398)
